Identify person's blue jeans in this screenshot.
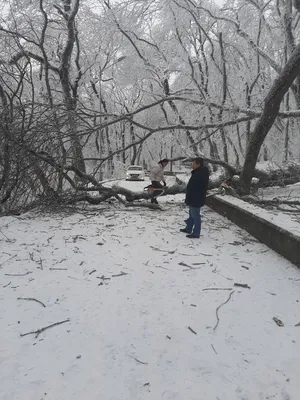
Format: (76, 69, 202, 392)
(186, 206, 201, 236)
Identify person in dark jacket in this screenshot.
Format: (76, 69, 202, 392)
(180, 157, 209, 238)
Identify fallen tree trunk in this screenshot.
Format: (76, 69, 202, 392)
(56, 181, 187, 207)
(3, 141, 299, 215)
(253, 163, 300, 187)
(171, 156, 300, 188)
(110, 182, 186, 202)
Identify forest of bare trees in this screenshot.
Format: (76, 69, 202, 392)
(1, 0, 300, 213)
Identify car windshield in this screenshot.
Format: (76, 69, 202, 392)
(127, 166, 143, 171)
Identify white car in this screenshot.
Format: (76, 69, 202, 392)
(126, 165, 145, 181)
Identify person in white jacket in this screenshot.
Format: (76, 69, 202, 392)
(149, 159, 169, 204)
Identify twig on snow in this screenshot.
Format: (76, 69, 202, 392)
(112, 271, 128, 277)
(234, 283, 251, 289)
(211, 344, 218, 354)
(20, 319, 70, 338)
(37, 258, 43, 270)
(188, 326, 197, 335)
(179, 261, 202, 270)
(155, 263, 171, 270)
(89, 269, 96, 275)
(5, 271, 32, 277)
(17, 297, 46, 308)
(0, 229, 16, 243)
(3, 281, 11, 288)
(241, 265, 249, 270)
(203, 287, 233, 291)
(213, 291, 234, 331)
(49, 267, 67, 271)
(47, 235, 55, 243)
(97, 275, 111, 280)
(0, 254, 17, 268)
(72, 235, 87, 243)
(134, 357, 148, 365)
(150, 246, 176, 254)
(273, 317, 284, 327)
(68, 276, 81, 280)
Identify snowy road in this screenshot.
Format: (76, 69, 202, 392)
(0, 197, 299, 400)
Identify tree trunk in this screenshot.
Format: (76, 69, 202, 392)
(239, 42, 300, 194)
(163, 78, 198, 154)
(59, 0, 85, 175)
(0, 84, 10, 193)
(284, 91, 290, 162)
(121, 123, 126, 165)
(218, 33, 229, 163)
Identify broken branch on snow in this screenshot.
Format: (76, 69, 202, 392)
(112, 271, 128, 277)
(203, 287, 233, 291)
(20, 319, 70, 338)
(5, 271, 32, 277)
(179, 261, 203, 270)
(150, 246, 176, 254)
(211, 344, 218, 354)
(17, 297, 46, 308)
(234, 283, 251, 289)
(134, 357, 148, 365)
(188, 326, 197, 335)
(0, 254, 17, 268)
(89, 269, 96, 275)
(213, 291, 234, 331)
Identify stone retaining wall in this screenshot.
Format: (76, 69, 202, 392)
(206, 195, 300, 268)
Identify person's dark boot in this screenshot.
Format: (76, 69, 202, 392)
(180, 228, 191, 233)
(186, 233, 200, 239)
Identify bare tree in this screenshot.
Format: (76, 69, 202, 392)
(239, 42, 300, 193)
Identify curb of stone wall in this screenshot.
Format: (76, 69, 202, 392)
(206, 195, 300, 268)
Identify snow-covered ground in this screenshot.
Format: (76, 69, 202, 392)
(0, 185, 300, 400)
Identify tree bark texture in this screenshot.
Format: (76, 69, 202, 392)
(239, 42, 300, 193)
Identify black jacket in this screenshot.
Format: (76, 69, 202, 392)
(185, 166, 209, 207)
